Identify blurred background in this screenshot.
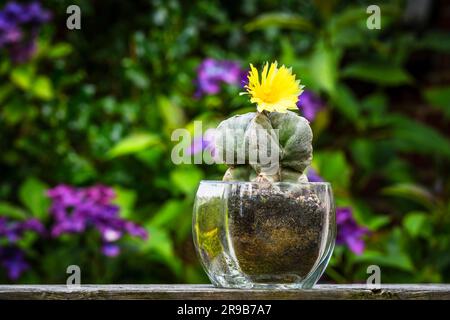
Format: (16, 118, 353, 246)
(0, 0, 449, 284)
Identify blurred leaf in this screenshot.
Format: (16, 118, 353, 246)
(280, 37, 295, 66)
(330, 84, 360, 121)
(423, 86, 450, 119)
(170, 167, 204, 196)
(403, 211, 432, 238)
(329, 6, 370, 31)
(382, 183, 435, 209)
(366, 215, 391, 230)
(135, 146, 165, 169)
(32, 76, 54, 100)
(125, 68, 150, 89)
(2, 101, 38, 125)
(140, 226, 182, 276)
(342, 62, 412, 86)
(418, 32, 450, 53)
(361, 93, 388, 125)
(350, 139, 374, 171)
(387, 115, 450, 158)
(107, 133, 161, 158)
(354, 249, 414, 272)
(158, 96, 186, 129)
(244, 13, 313, 32)
(18, 177, 49, 220)
(184, 265, 209, 284)
(0, 84, 13, 104)
(0, 202, 28, 220)
(310, 40, 338, 94)
(10, 65, 34, 90)
(113, 187, 137, 219)
(314, 151, 351, 193)
(314, 0, 338, 18)
(148, 200, 186, 228)
(65, 153, 97, 184)
(329, 4, 400, 33)
(47, 43, 73, 58)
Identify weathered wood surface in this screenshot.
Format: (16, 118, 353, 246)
(0, 284, 449, 300)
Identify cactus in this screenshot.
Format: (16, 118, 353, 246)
(213, 61, 313, 183)
(214, 110, 313, 183)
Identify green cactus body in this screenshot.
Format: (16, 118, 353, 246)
(215, 111, 313, 183)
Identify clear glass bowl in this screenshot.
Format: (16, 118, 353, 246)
(193, 181, 335, 289)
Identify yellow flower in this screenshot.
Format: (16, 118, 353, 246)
(242, 61, 304, 113)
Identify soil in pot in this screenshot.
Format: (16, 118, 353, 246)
(227, 185, 325, 282)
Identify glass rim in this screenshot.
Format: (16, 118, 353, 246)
(199, 180, 331, 186)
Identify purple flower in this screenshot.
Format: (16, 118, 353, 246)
(306, 168, 324, 183)
(101, 243, 120, 257)
(240, 69, 249, 88)
(307, 169, 369, 255)
(195, 58, 243, 97)
(0, 17, 21, 46)
(8, 33, 36, 62)
(0, 1, 51, 63)
(1, 1, 51, 26)
(187, 128, 216, 156)
(0, 217, 45, 242)
(0, 246, 29, 280)
(336, 207, 369, 255)
(47, 184, 148, 257)
(297, 90, 323, 122)
(21, 1, 52, 25)
(0, 217, 44, 281)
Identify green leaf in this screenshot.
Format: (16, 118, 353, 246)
(18, 177, 50, 220)
(2, 100, 38, 125)
(47, 43, 73, 58)
(0, 202, 28, 220)
(366, 215, 391, 230)
(424, 86, 450, 119)
(310, 41, 339, 94)
(382, 183, 435, 209)
(329, 4, 400, 34)
(112, 187, 137, 219)
(170, 167, 204, 196)
(361, 93, 388, 125)
(342, 62, 412, 86)
(387, 115, 450, 158)
(148, 200, 186, 228)
(244, 13, 313, 32)
(107, 133, 161, 158)
(125, 68, 150, 89)
(32, 76, 54, 100)
(158, 96, 186, 130)
(10, 65, 34, 90)
(314, 150, 352, 193)
(418, 32, 450, 53)
(0, 84, 13, 104)
(330, 84, 360, 121)
(354, 249, 414, 272)
(138, 226, 182, 276)
(65, 152, 97, 184)
(403, 211, 431, 238)
(330, 6, 370, 31)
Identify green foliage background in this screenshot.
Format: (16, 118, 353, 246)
(1, 0, 450, 284)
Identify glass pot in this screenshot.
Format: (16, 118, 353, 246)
(193, 181, 335, 289)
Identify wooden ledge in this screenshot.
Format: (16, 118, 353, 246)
(0, 284, 449, 300)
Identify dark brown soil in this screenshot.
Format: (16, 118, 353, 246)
(228, 185, 325, 282)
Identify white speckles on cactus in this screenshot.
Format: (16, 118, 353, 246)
(215, 111, 313, 182)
